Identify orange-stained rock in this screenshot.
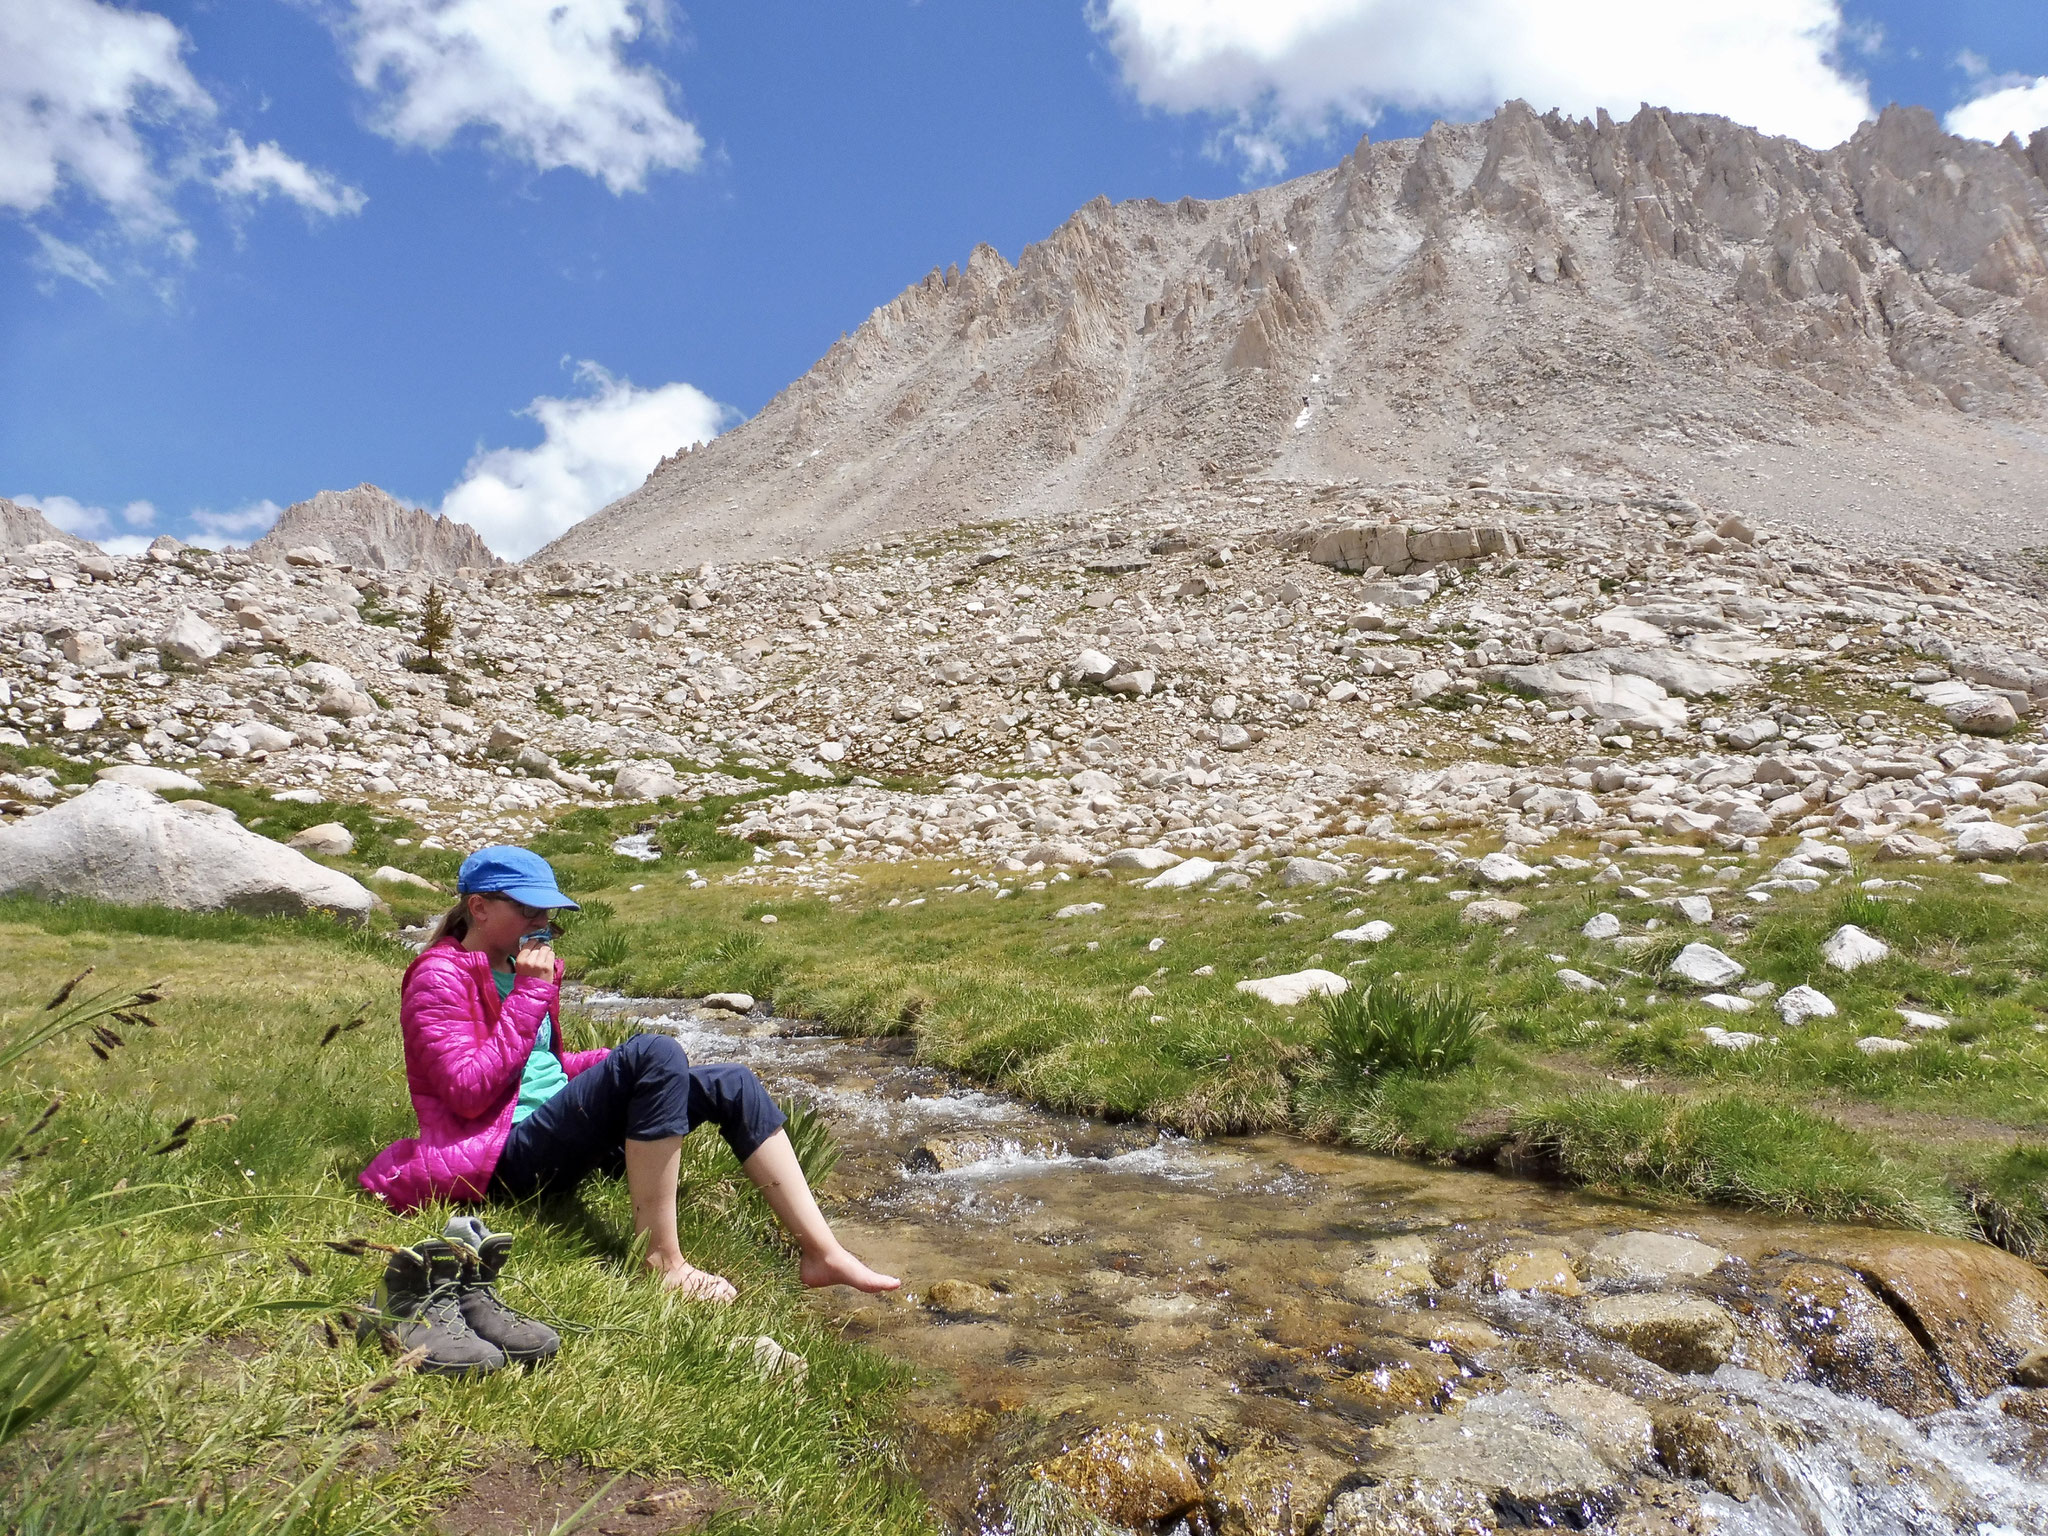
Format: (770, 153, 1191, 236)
(1035, 1417, 1205, 1527)
(1812, 1234, 2048, 1399)
(1766, 1261, 1953, 1414)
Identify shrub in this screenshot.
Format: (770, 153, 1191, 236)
(1318, 979, 1487, 1081)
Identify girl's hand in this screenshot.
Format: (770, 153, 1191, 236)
(513, 941, 556, 980)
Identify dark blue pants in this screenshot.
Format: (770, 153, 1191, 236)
(490, 1033, 786, 1200)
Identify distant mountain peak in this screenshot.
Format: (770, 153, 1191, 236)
(0, 497, 95, 554)
(250, 485, 503, 575)
(540, 101, 2048, 572)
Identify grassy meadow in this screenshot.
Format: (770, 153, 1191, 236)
(551, 820, 2048, 1247)
(9, 765, 2048, 1528)
(0, 904, 926, 1536)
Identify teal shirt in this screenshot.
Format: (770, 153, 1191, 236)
(497, 971, 570, 1123)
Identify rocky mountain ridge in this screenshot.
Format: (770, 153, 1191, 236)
(247, 484, 501, 576)
(0, 496, 92, 554)
(545, 102, 2048, 573)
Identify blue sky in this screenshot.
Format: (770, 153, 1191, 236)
(4, 0, 2046, 559)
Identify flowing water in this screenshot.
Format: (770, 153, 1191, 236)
(578, 993, 2048, 1536)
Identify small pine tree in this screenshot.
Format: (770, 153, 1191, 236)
(417, 584, 453, 668)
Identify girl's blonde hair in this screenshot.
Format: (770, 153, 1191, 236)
(426, 895, 480, 946)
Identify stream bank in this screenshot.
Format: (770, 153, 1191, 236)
(580, 991, 2048, 1536)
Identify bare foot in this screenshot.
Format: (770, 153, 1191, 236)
(800, 1245, 901, 1293)
(650, 1256, 737, 1303)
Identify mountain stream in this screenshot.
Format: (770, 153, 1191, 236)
(578, 992, 2048, 1536)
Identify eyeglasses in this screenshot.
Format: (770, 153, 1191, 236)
(491, 895, 554, 923)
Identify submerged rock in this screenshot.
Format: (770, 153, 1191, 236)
(1341, 1236, 1438, 1304)
(1586, 1232, 1726, 1285)
(1810, 1234, 2048, 1399)
(1034, 1417, 1205, 1528)
(1489, 1247, 1581, 1297)
(1766, 1260, 1955, 1415)
(1345, 1391, 1623, 1530)
(1581, 1293, 1738, 1374)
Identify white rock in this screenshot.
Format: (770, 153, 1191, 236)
(237, 721, 295, 753)
(891, 697, 925, 721)
(1668, 943, 1745, 988)
(1103, 847, 1180, 871)
(1070, 768, 1119, 794)
(1795, 842, 1854, 870)
(1821, 925, 1889, 972)
(1700, 1026, 1766, 1051)
(1945, 694, 2019, 737)
(271, 788, 324, 805)
(316, 686, 376, 720)
(1581, 912, 1622, 940)
(1896, 1008, 1950, 1032)
(0, 781, 374, 920)
(160, 611, 224, 665)
(1477, 851, 1537, 885)
(703, 992, 755, 1012)
(1775, 985, 1837, 1026)
(1146, 856, 1219, 890)
(1856, 1036, 1914, 1055)
(370, 865, 438, 889)
(1333, 921, 1395, 944)
(1279, 856, 1345, 887)
(95, 765, 202, 794)
(1410, 668, 1454, 702)
(288, 822, 356, 856)
(1236, 969, 1349, 1007)
(1022, 841, 1094, 868)
(1955, 821, 2029, 861)
(1103, 669, 1156, 696)
(61, 706, 103, 732)
(614, 760, 682, 801)
(1588, 1232, 1726, 1284)
(1673, 895, 1713, 924)
(1556, 969, 1605, 993)
(1700, 993, 1754, 1013)
(1068, 649, 1117, 684)
(60, 632, 113, 667)
(1054, 902, 1106, 919)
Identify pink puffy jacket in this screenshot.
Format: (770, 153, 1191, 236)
(358, 938, 608, 1212)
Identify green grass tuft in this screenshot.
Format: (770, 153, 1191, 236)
(1514, 1090, 1967, 1232)
(1318, 978, 1487, 1081)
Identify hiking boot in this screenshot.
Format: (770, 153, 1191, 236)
(443, 1217, 561, 1367)
(358, 1241, 507, 1377)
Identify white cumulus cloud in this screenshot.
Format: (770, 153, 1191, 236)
(338, 0, 703, 193)
(212, 133, 370, 218)
(1948, 77, 2048, 144)
(13, 492, 157, 544)
(188, 499, 285, 549)
(1091, 0, 1873, 166)
(441, 361, 728, 559)
(0, 0, 363, 275)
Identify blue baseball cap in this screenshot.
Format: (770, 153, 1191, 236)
(456, 846, 579, 910)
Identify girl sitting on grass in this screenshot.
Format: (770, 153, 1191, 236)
(361, 845, 899, 1302)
